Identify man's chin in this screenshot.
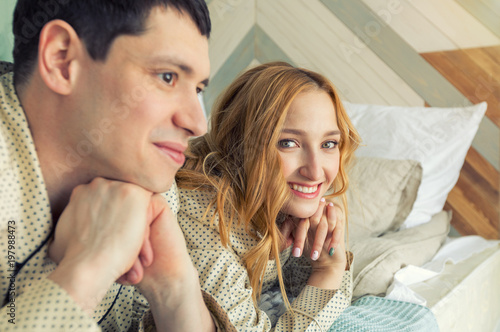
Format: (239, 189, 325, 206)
(143, 177, 175, 194)
(120, 172, 175, 194)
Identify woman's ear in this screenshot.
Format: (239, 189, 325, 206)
(37, 19, 85, 95)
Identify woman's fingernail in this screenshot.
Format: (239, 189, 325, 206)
(293, 247, 301, 257)
(312, 251, 319, 260)
(320, 197, 326, 202)
(329, 248, 335, 256)
(328, 202, 334, 207)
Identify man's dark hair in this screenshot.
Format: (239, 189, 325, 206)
(12, 0, 211, 87)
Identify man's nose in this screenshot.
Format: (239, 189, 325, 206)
(173, 91, 208, 137)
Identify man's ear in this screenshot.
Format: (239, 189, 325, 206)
(37, 19, 85, 95)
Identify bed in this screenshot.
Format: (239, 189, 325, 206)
(259, 100, 499, 331)
(340, 101, 500, 332)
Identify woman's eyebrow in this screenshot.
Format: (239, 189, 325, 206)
(282, 128, 341, 136)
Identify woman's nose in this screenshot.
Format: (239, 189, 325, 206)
(298, 152, 323, 180)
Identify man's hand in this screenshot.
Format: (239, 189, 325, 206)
(136, 195, 216, 332)
(49, 180, 216, 330)
(48, 177, 154, 313)
(139, 194, 196, 289)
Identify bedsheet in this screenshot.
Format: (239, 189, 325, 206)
(410, 243, 500, 332)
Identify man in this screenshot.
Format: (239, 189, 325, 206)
(0, 1, 232, 330)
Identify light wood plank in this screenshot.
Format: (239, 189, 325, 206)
(455, 0, 500, 39)
(320, 0, 469, 106)
(204, 26, 255, 114)
(208, 0, 255, 75)
(363, 0, 457, 52)
(410, 0, 500, 49)
(246, 58, 261, 70)
(257, 0, 385, 105)
(321, 0, 499, 171)
(256, 0, 424, 106)
(481, 0, 500, 16)
(254, 25, 294, 65)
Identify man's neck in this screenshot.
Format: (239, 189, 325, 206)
(18, 79, 93, 221)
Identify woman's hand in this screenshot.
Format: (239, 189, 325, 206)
(280, 198, 347, 289)
(280, 198, 347, 271)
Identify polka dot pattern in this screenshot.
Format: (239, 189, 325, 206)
(178, 187, 353, 331)
(0, 63, 229, 331)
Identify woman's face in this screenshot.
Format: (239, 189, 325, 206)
(278, 89, 340, 218)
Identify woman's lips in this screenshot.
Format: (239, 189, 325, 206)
(288, 183, 322, 199)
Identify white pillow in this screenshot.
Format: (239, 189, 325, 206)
(344, 101, 487, 229)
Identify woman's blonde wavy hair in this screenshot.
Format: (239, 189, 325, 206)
(176, 62, 360, 310)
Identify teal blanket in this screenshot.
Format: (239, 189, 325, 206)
(260, 284, 439, 331)
(329, 296, 439, 332)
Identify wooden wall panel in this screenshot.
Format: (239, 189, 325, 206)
(423, 47, 500, 239)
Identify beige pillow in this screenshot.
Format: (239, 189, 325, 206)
(351, 210, 450, 299)
(346, 157, 422, 241)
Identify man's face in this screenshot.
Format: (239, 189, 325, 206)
(71, 6, 210, 192)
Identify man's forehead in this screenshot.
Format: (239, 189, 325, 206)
(110, 7, 210, 79)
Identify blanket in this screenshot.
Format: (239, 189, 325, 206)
(329, 296, 439, 332)
(259, 287, 439, 331)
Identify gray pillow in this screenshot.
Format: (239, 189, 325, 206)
(347, 157, 423, 242)
(351, 210, 450, 299)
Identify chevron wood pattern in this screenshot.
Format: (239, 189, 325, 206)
(204, 0, 499, 239)
(0, 0, 497, 238)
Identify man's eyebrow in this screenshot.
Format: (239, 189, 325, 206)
(282, 128, 341, 136)
(148, 56, 209, 87)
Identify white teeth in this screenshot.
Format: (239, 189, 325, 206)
(290, 184, 318, 193)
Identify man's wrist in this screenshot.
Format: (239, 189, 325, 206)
(48, 256, 115, 315)
(143, 267, 215, 332)
(140, 265, 198, 305)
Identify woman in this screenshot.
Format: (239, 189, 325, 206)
(176, 62, 360, 331)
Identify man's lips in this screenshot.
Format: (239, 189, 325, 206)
(153, 142, 187, 165)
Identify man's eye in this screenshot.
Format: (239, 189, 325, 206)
(278, 140, 297, 148)
(159, 72, 177, 86)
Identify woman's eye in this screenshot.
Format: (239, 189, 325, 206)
(278, 140, 297, 148)
(159, 72, 177, 86)
(322, 141, 338, 149)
